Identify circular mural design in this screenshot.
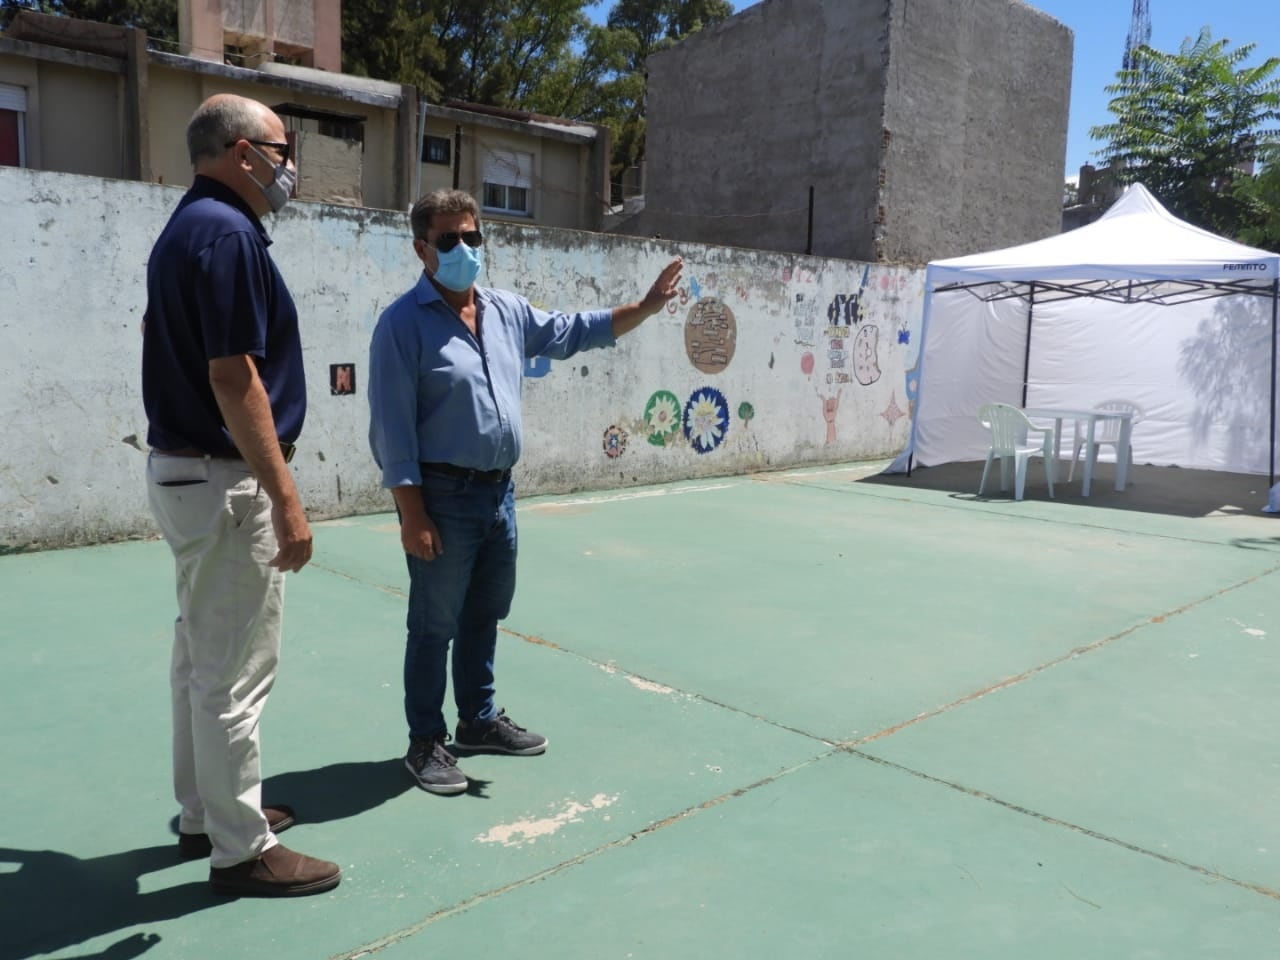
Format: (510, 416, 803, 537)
(602, 424, 628, 459)
(644, 390, 682, 447)
(852, 324, 882, 385)
(683, 298, 737, 374)
(684, 386, 730, 455)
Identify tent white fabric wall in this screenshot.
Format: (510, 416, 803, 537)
(891, 185, 1280, 477)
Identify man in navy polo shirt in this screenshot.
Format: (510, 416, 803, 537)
(368, 188, 682, 795)
(142, 94, 339, 897)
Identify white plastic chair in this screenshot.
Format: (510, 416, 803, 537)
(1067, 400, 1142, 482)
(977, 403, 1056, 501)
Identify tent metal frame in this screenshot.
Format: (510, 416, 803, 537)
(935, 276, 1275, 307)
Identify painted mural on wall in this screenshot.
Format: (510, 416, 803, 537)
(684, 299, 737, 374)
(643, 390, 683, 447)
(591, 258, 925, 463)
(790, 262, 924, 446)
(603, 424, 628, 458)
(684, 386, 730, 454)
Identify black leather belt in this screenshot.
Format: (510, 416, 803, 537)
(421, 462, 511, 484)
(159, 442, 296, 464)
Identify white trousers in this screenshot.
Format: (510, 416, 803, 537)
(147, 452, 283, 868)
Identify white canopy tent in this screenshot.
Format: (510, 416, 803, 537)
(889, 184, 1280, 482)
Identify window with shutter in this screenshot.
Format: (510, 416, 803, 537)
(480, 147, 532, 215)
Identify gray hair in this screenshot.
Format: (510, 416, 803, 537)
(186, 96, 273, 166)
(411, 189, 481, 241)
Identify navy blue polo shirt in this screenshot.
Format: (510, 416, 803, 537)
(142, 175, 305, 456)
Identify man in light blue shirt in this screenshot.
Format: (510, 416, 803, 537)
(369, 188, 682, 795)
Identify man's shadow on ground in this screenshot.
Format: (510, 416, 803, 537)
(261, 756, 491, 807)
(0, 844, 211, 960)
(261, 756, 420, 819)
(3, 758, 415, 960)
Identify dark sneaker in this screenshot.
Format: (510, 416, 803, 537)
(454, 710, 547, 756)
(178, 804, 296, 859)
(209, 843, 341, 897)
(405, 735, 468, 795)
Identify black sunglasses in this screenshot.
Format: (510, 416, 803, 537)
(431, 230, 484, 253)
(226, 138, 291, 167)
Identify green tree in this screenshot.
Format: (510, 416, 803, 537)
(426, 0, 592, 108)
(0, 0, 177, 43)
(529, 22, 637, 121)
(607, 0, 733, 74)
(604, 0, 733, 188)
(1235, 158, 1280, 251)
(342, 0, 440, 98)
(1090, 27, 1280, 238)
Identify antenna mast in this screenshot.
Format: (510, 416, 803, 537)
(1123, 0, 1152, 71)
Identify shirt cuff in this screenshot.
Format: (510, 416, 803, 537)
(382, 461, 422, 488)
(587, 309, 618, 349)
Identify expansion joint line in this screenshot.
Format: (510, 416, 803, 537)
(847, 560, 1280, 748)
(497, 625, 834, 746)
(846, 749, 1280, 902)
(330, 758, 826, 960)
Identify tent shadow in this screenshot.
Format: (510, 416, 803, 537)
(1179, 295, 1274, 475)
(860, 461, 1274, 520)
(0, 845, 222, 960)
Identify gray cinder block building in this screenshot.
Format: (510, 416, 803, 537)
(636, 0, 1072, 264)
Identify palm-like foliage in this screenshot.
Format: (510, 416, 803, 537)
(1090, 28, 1280, 239)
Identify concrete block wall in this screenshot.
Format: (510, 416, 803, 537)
(880, 0, 1072, 262)
(643, 0, 888, 260)
(0, 167, 926, 549)
(637, 0, 1071, 266)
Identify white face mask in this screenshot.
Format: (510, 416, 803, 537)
(247, 143, 296, 213)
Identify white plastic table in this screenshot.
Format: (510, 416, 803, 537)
(1022, 407, 1134, 497)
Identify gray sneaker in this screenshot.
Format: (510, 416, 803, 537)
(405, 735, 468, 795)
(454, 710, 548, 756)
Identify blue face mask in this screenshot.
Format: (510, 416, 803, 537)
(431, 243, 483, 292)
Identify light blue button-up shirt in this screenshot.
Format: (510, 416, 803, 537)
(368, 272, 616, 488)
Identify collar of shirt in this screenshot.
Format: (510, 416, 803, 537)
(189, 175, 270, 246)
(413, 271, 493, 311)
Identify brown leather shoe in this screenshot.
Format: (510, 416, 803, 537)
(209, 843, 341, 897)
(177, 805, 297, 859)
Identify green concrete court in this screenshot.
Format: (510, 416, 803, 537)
(4, 460, 1280, 960)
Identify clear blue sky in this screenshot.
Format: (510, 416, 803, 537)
(586, 0, 1273, 179)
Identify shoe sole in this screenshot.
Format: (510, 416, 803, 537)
(210, 872, 341, 897)
(453, 740, 548, 757)
(404, 756, 468, 795)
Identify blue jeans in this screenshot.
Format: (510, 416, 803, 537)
(404, 471, 517, 740)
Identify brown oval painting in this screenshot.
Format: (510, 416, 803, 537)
(684, 298, 737, 375)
